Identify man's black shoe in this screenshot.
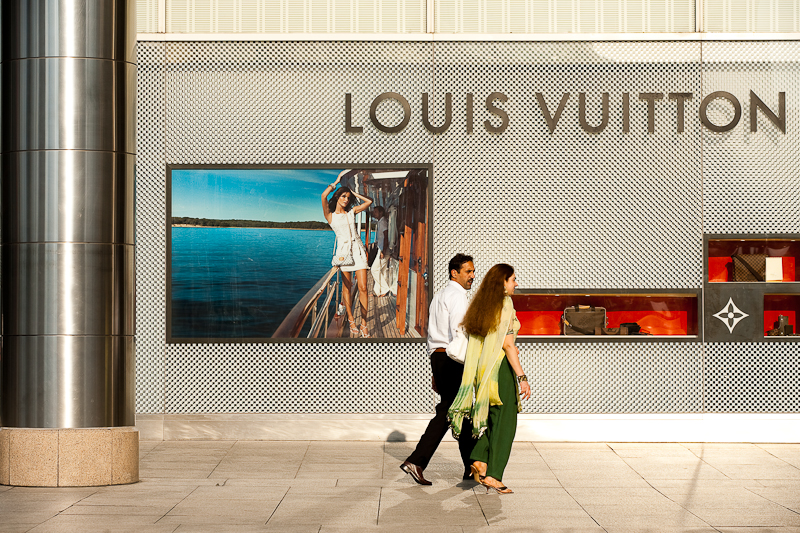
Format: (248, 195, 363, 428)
(400, 461, 432, 485)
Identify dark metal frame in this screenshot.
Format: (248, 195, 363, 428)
(703, 233, 800, 343)
(165, 163, 433, 344)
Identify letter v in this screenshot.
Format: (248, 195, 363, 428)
(536, 92, 570, 134)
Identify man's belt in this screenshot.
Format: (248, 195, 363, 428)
(432, 348, 447, 353)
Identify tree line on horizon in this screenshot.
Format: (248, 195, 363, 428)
(172, 217, 330, 230)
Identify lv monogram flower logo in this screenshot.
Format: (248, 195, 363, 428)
(712, 297, 750, 334)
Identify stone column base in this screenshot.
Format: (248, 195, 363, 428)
(0, 427, 138, 487)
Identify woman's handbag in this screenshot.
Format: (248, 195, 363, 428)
(331, 237, 355, 267)
(446, 328, 468, 363)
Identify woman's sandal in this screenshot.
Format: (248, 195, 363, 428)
(470, 462, 485, 483)
(360, 323, 370, 338)
(348, 320, 359, 336)
(480, 476, 513, 494)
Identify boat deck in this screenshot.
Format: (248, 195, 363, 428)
(328, 272, 422, 339)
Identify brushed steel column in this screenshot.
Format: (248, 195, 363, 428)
(1, 0, 136, 428)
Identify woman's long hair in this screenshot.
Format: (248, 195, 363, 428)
(461, 263, 514, 338)
(328, 186, 357, 213)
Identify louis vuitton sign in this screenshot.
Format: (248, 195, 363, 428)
(344, 91, 786, 135)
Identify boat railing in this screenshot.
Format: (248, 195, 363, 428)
(272, 266, 340, 338)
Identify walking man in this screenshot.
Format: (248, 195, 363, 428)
(400, 254, 476, 485)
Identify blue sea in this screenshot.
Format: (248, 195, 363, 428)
(171, 227, 338, 339)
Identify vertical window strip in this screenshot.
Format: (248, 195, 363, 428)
(622, 0, 627, 32)
(725, 0, 730, 31)
(210, 0, 215, 32)
(597, 0, 603, 33)
(525, 0, 530, 33)
(666, 0, 670, 31)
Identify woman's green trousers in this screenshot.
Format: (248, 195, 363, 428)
(470, 356, 518, 481)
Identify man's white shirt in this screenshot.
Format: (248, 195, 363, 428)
(427, 280, 468, 356)
(376, 217, 389, 252)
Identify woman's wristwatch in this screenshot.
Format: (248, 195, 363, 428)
(516, 374, 528, 383)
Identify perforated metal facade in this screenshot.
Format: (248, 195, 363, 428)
(136, 39, 800, 416)
(702, 42, 800, 234)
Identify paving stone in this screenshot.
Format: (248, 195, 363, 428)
(2, 440, 800, 532)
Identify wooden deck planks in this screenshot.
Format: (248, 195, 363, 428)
(334, 271, 421, 339)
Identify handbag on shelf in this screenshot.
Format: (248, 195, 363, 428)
(331, 237, 355, 267)
(446, 327, 468, 363)
(767, 315, 797, 336)
(562, 305, 606, 336)
(732, 253, 766, 282)
(620, 322, 642, 335)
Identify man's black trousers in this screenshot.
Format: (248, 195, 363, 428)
(405, 350, 475, 472)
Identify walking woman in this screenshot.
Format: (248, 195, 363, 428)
(448, 264, 531, 494)
(322, 175, 373, 337)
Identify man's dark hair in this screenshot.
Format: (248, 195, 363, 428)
(372, 206, 386, 216)
(448, 254, 473, 280)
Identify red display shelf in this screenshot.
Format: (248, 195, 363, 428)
(708, 239, 799, 282)
(511, 292, 699, 337)
(764, 294, 800, 336)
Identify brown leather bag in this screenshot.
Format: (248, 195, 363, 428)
(732, 253, 766, 282)
(562, 305, 606, 335)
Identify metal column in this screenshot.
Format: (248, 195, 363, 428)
(1, 0, 136, 428)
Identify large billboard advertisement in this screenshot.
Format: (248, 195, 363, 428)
(167, 166, 430, 342)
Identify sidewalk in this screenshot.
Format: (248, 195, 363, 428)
(1, 440, 799, 532)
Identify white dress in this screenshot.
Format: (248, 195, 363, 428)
(329, 210, 368, 272)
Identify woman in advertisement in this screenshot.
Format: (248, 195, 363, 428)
(322, 175, 373, 337)
(448, 264, 531, 494)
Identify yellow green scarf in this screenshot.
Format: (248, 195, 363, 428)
(448, 296, 519, 439)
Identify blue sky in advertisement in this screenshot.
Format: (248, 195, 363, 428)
(172, 168, 343, 222)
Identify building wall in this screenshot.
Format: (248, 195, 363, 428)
(136, 0, 800, 34)
(135, 40, 800, 428)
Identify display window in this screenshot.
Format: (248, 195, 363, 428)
(511, 291, 699, 339)
(704, 235, 800, 342)
(764, 294, 800, 337)
(166, 165, 431, 343)
(707, 238, 799, 283)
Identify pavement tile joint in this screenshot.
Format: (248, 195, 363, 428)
(2, 441, 800, 532)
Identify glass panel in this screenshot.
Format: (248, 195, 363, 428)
(431, 0, 694, 33)
(164, 0, 426, 33)
(137, 0, 159, 33)
(764, 294, 800, 336)
(511, 292, 699, 337)
(704, 0, 800, 32)
(707, 239, 800, 283)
